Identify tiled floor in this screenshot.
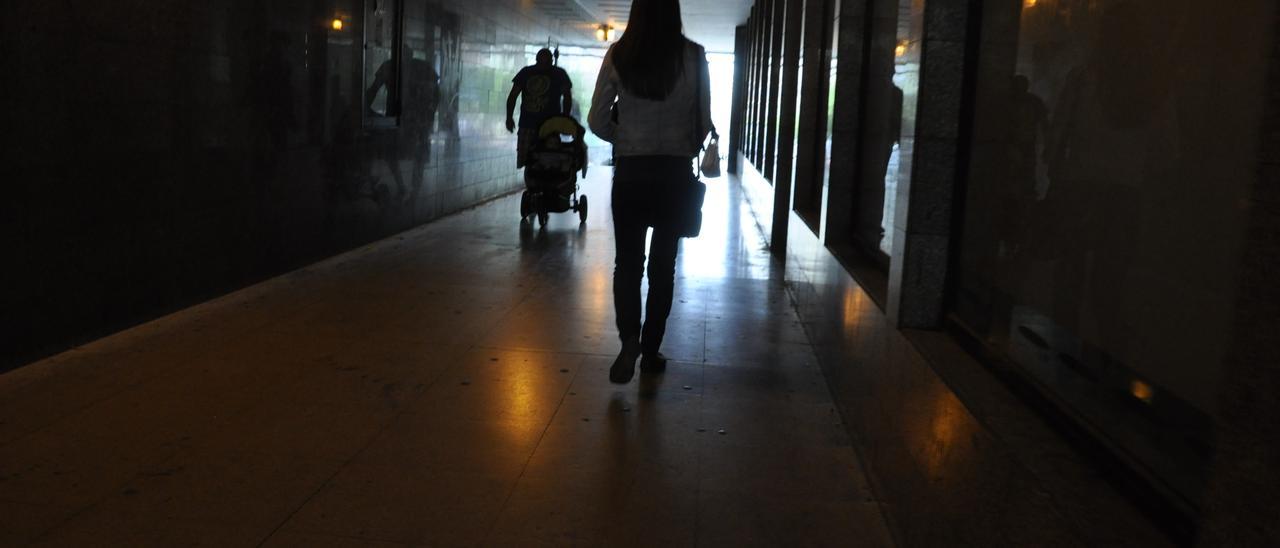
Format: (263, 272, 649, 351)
(0, 169, 893, 547)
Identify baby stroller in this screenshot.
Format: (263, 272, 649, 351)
(522, 115, 589, 227)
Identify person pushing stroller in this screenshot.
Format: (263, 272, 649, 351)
(505, 48, 574, 169)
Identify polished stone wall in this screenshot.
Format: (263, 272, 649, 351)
(1199, 3, 1280, 544)
(730, 0, 1280, 542)
(780, 205, 1169, 546)
(952, 0, 1273, 509)
(2, 0, 588, 369)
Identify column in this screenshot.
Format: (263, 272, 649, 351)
(822, 0, 869, 247)
(730, 25, 749, 174)
(791, 0, 833, 224)
(885, 0, 975, 328)
(770, 0, 806, 253)
(763, 0, 785, 180)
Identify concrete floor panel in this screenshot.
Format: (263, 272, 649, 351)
(1, 169, 890, 546)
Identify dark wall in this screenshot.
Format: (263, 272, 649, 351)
(731, 0, 1280, 541)
(953, 0, 1272, 508)
(2, 1, 578, 369)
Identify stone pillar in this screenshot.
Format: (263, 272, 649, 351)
(746, 6, 759, 164)
(770, 0, 805, 254)
(821, 0, 869, 247)
(791, 0, 835, 224)
(763, 0, 785, 180)
(730, 25, 749, 175)
(885, 0, 974, 328)
(753, 3, 770, 168)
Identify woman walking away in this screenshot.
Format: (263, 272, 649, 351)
(587, 0, 713, 384)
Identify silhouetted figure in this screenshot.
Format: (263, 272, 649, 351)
(365, 45, 441, 202)
(981, 74, 1048, 346)
(1000, 74, 1047, 256)
(1041, 1, 1176, 367)
(855, 74, 902, 254)
(588, 0, 713, 384)
(401, 50, 441, 203)
(507, 49, 573, 168)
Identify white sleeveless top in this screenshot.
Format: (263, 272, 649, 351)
(587, 40, 713, 158)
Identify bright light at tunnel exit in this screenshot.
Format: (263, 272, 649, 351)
(707, 53, 735, 138)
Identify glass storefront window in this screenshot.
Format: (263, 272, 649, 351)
(852, 0, 921, 266)
(953, 0, 1272, 506)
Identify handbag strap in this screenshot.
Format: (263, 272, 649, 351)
(693, 52, 717, 180)
(694, 49, 715, 151)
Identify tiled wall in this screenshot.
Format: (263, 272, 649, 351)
(3, 0, 588, 368)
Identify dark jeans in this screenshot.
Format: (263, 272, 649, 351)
(612, 155, 691, 355)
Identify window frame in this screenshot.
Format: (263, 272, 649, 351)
(361, 0, 405, 129)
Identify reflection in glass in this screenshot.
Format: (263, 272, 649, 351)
(852, 0, 915, 263)
(818, 2, 839, 216)
(953, 0, 1270, 506)
(364, 0, 401, 121)
(885, 1, 922, 256)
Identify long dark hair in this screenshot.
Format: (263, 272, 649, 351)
(612, 0, 687, 100)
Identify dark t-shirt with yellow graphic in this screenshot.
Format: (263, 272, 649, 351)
(513, 65, 572, 130)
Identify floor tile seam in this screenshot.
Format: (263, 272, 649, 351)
(17, 456, 167, 547)
(690, 481, 879, 503)
(0, 495, 46, 507)
(252, 343, 485, 548)
(700, 306, 709, 364)
(692, 362, 706, 548)
(0, 372, 169, 452)
(269, 524, 420, 546)
(469, 343, 806, 371)
(778, 283, 905, 548)
(790, 408, 900, 547)
(144, 382, 362, 455)
(471, 345, 615, 359)
(476, 351, 588, 543)
(251, 408, 415, 548)
(465, 281, 548, 352)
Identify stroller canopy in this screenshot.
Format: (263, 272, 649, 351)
(528, 115, 588, 179)
(538, 115, 585, 140)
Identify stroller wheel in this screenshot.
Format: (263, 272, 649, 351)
(519, 191, 532, 220)
(578, 195, 588, 223)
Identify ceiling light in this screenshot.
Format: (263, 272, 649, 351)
(596, 24, 615, 42)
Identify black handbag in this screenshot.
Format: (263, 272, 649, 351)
(676, 57, 711, 238)
(675, 170, 707, 238)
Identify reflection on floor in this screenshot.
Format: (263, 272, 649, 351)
(0, 168, 893, 546)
